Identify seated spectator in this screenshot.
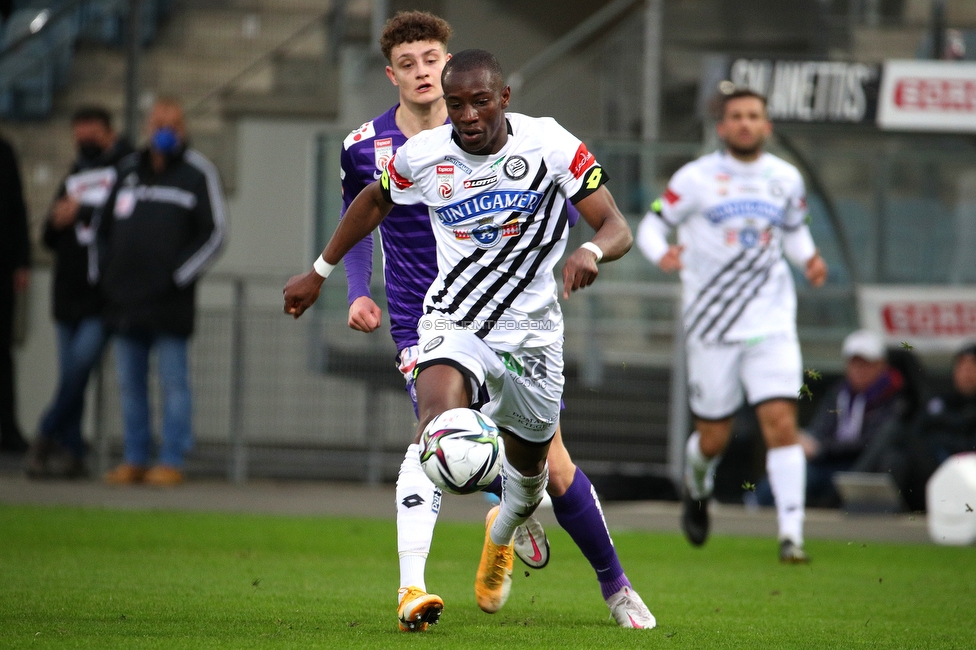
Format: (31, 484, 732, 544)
(901, 343, 976, 511)
(758, 329, 908, 508)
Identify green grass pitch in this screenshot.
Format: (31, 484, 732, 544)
(1, 504, 974, 649)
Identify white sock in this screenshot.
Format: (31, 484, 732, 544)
(490, 457, 548, 546)
(396, 444, 442, 591)
(766, 444, 806, 546)
(685, 431, 720, 500)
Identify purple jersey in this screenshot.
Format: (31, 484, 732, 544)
(340, 105, 439, 351)
(340, 105, 581, 351)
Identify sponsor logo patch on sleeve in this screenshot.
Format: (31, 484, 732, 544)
(387, 154, 413, 190)
(663, 187, 681, 205)
(343, 120, 376, 149)
(570, 143, 596, 179)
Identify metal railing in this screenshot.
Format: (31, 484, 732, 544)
(83, 267, 863, 488)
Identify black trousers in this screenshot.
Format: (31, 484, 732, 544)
(0, 273, 22, 440)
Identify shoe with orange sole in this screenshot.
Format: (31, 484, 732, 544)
(397, 586, 443, 631)
(474, 505, 514, 613)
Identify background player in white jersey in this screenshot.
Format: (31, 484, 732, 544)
(339, 13, 655, 631)
(636, 88, 828, 563)
(285, 49, 647, 625)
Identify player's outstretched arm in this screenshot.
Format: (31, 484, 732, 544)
(284, 181, 394, 318)
(561, 186, 633, 298)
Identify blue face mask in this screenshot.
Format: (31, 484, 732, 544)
(151, 127, 180, 154)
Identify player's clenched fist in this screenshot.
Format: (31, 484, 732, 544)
(561, 246, 600, 299)
(283, 270, 325, 319)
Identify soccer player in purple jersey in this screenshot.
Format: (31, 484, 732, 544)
(330, 12, 653, 631)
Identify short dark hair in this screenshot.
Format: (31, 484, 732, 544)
(955, 342, 976, 363)
(442, 49, 504, 89)
(71, 106, 113, 129)
(379, 11, 451, 61)
(720, 87, 767, 118)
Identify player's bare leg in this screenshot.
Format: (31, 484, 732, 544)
(756, 398, 809, 563)
(546, 426, 655, 628)
(395, 365, 472, 631)
(682, 417, 733, 546)
(477, 432, 549, 613)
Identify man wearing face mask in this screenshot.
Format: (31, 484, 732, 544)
(27, 106, 133, 478)
(93, 97, 226, 486)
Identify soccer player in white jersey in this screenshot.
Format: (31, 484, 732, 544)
(285, 49, 647, 623)
(636, 88, 828, 563)
(339, 13, 654, 632)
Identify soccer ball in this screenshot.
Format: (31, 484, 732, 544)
(419, 408, 504, 495)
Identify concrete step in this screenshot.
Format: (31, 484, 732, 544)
(221, 0, 371, 19)
(852, 26, 927, 62)
(156, 8, 327, 59)
(905, 0, 976, 28)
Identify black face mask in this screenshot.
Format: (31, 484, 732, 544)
(78, 142, 105, 162)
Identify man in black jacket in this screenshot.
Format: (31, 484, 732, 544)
(28, 107, 133, 478)
(0, 135, 30, 453)
(95, 98, 226, 486)
(902, 343, 976, 511)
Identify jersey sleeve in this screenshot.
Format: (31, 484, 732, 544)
(781, 170, 809, 231)
(339, 143, 374, 303)
(655, 162, 699, 227)
(636, 211, 671, 264)
(781, 169, 817, 267)
(339, 141, 367, 216)
(540, 119, 608, 204)
(379, 146, 426, 207)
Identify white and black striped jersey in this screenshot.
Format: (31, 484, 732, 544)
(637, 150, 817, 344)
(380, 112, 607, 351)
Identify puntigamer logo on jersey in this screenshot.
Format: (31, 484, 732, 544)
(434, 190, 544, 226)
(704, 199, 783, 224)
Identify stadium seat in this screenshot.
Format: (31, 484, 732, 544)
(0, 0, 171, 118)
(0, 8, 61, 118)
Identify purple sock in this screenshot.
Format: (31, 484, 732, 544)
(551, 467, 630, 601)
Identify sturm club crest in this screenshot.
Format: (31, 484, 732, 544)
(503, 155, 528, 180)
(437, 165, 454, 199)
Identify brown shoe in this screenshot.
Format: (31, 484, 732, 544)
(144, 465, 184, 486)
(104, 463, 147, 485)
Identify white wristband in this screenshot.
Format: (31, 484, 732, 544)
(312, 255, 335, 279)
(579, 241, 604, 263)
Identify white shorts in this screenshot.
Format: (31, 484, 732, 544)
(686, 332, 802, 420)
(416, 315, 563, 444)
